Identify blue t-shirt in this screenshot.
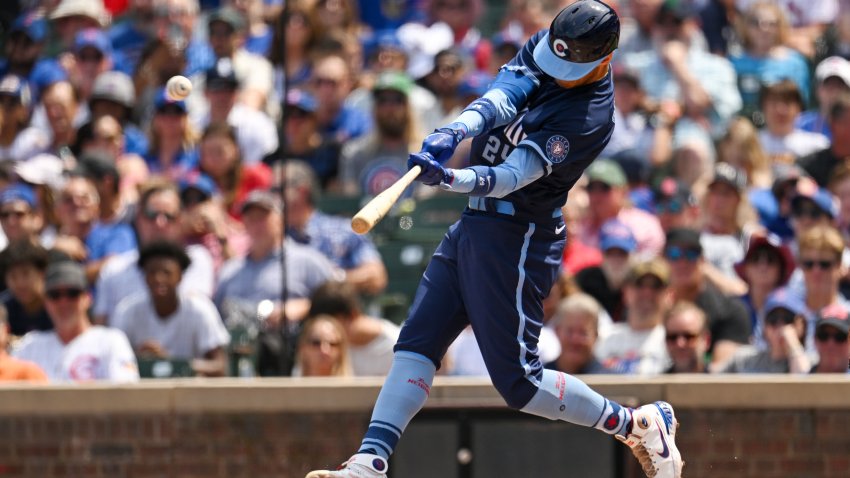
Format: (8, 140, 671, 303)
(796, 110, 831, 140)
(322, 105, 373, 144)
(729, 51, 811, 112)
(86, 221, 138, 262)
(468, 31, 615, 216)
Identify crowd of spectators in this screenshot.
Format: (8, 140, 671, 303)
(0, 0, 849, 382)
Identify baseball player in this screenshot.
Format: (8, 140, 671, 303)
(306, 1, 683, 477)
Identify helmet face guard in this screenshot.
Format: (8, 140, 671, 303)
(533, 0, 620, 81)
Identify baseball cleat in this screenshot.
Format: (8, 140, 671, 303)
(616, 401, 684, 478)
(305, 454, 388, 478)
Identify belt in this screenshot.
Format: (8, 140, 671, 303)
(467, 197, 562, 219)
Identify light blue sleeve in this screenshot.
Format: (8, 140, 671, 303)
(445, 146, 545, 197)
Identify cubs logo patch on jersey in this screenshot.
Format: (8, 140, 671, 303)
(545, 135, 570, 163)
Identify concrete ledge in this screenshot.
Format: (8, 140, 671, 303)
(0, 375, 849, 415)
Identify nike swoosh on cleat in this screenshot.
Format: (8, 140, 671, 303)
(555, 225, 566, 234)
(655, 419, 670, 458)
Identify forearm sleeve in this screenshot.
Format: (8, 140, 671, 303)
(445, 146, 545, 197)
(451, 67, 538, 137)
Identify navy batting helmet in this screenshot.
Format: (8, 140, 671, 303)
(533, 0, 620, 81)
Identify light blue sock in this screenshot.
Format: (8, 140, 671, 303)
(358, 351, 436, 459)
(520, 369, 632, 436)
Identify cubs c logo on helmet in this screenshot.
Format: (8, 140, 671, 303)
(553, 39, 569, 58)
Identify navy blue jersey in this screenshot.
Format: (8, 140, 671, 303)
(469, 31, 615, 216)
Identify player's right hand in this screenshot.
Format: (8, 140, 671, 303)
(420, 123, 466, 164)
(408, 152, 453, 186)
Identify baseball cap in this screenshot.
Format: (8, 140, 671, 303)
(815, 56, 850, 88)
(240, 190, 282, 214)
(44, 261, 88, 292)
(285, 89, 317, 113)
(734, 233, 795, 285)
(10, 12, 48, 42)
(372, 29, 405, 53)
(763, 287, 807, 318)
(49, 0, 109, 27)
(372, 71, 414, 97)
(208, 7, 246, 32)
(585, 159, 626, 187)
(205, 58, 239, 91)
(74, 151, 119, 180)
(653, 178, 695, 210)
(0, 74, 32, 108)
(458, 72, 492, 99)
(0, 184, 37, 209)
(15, 153, 65, 189)
(665, 227, 702, 253)
(709, 162, 747, 193)
(154, 88, 188, 113)
(179, 173, 217, 201)
(816, 303, 850, 334)
(74, 28, 112, 57)
(90, 71, 135, 108)
(626, 258, 670, 286)
(599, 219, 637, 253)
(791, 182, 838, 218)
(29, 61, 68, 97)
(658, 0, 696, 21)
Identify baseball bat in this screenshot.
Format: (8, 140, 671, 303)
(351, 166, 422, 234)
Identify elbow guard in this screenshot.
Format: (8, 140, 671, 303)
(468, 166, 497, 196)
(462, 98, 497, 133)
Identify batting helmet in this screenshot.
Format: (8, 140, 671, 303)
(532, 0, 620, 81)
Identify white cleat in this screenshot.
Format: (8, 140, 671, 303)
(305, 454, 388, 478)
(616, 401, 684, 478)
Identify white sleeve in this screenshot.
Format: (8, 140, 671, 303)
(106, 330, 140, 383)
(193, 296, 231, 356)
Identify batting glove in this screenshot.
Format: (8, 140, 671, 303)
(408, 152, 454, 186)
(420, 122, 467, 164)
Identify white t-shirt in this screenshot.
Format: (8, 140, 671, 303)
(594, 323, 669, 375)
(12, 326, 139, 383)
(94, 245, 215, 324)
(758, 130, 830, 158)
(192, 103, 279, 165)
(113, 291, 230, 360)
(349, 319, 400, 376)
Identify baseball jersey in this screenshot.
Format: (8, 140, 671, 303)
(469, 31, 615, 215)
(12, 326, 139, 383)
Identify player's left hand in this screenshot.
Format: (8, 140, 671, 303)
(420, 124, 466, 164)
(408, 152, 454, 186)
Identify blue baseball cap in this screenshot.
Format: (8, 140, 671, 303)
(154, 87, 188, 113)
(763, 287, 807, 318)
(0, 74, 32, 108)
(29, 60, 68, 96)
(458, 72, 492, 98)
(599, 219, 637, 253)
(285, 88, 317, 113)
(0, 184, 37, 208)
(74, 28, 112, 57)
(791, 185, 838, 218)
(11, 12, 48, 43)
(179, 173, 217, 200)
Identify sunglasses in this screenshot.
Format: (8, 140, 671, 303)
(0, 210, 27, 220)
(746, 249, 779, 266)
(765, 308, 797, 326)
(815, 330, 849, 343)
(665, 246, 700, 262)
(157, 106, 186, 116)
(801, 259, 836, 271)
(747, 17, 779, 29)
(374, 93, 407, 105)
(665, 332, 698, 343)
(143, 209, 179, 223)
(586, 182, 612, 193)
(77, 51, 104, 63)
(46, 288, 83, 301)
(634, 277, 665, 290)
(313, 77, 341, 88)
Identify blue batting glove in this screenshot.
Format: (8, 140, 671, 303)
(420, 122, 467, 164)
(408, 152, 454, 186)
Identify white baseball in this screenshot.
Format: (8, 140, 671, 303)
(166, 75, 192, 101)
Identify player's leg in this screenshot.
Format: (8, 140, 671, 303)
(460, 215, 683, 478)
(306, 224, 470, 478)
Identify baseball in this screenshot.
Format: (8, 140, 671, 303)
(166, 75, 192, 101)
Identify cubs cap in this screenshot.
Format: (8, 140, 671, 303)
(816, 303, 850, 334)
(599, 219, 637, 253)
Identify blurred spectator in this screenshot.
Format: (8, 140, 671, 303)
(52, 175, 137, 281)
(268, 3, 318, 96)
(60, 28, 114, 108)
(497, 0, 547, 44)
(308, 280, 400, 376)
(735, 233, 796, 333)
(797, 94, 850, 187)
(0, 74, 49, 162)
(828, 163, 850, 241)
(668, 136, 716, 195)
(663, 301, 711, 373)
(698, 0, 738, 55)
(748, 163, 807, 241)
(0, 241, 51, 337)
(178, 174, 233, 271)
(74, 151, 132, 225)
(88, 71, 148, 156)
(0, 304, 47, 382)
(818, 7, 850, 61)
(149, 0, 216, 80)
(621, 0, 742, 138)
(652, 178, 700, 232)
(214, 190, 340, 328)
(700, 163, 750, 281)
(196, 122, 272, 219)
(545, 293, 612, 375)
(810, 302, 850, 373)
(595, 259, 672, 374)
(576, 219, 636, 324)
(425, 0, 484, 58)
(284, 160, 388, 295)
(716, 116, 772, 189)
(311, 0, 364, 40)
(788, 181, 838, 248)
(41, 80, 80, 157)
(293, 314, 352, 377)
(13, 261, 139, 382)
(93, 181, 215, 324)
(734, 0, 839, 58)
(757, 80, 829, 159)
(664, 227, 751, 365)
(225, 0, 272, 56)
(488, 32, 522, 76)
(720, 287, 810, 373)
(108, 0, 158, 71)
(356, 0, 423, 31)
(795, 56, 850, 139)
(0, 184, 42, 246)
(561, 195, 603, 277)
(144, 88, 199, 180)
(729, 2, 810, 118)
(48, 0, 110, 55)
(310, 55, 371, 145)
(578, 159, 664, 259)
(339, 71, 421, 198)
(618, 0, 666, 56)
(280, 89, 342, 189)
(1, 13, 49, 80)
(416, 48, 467, 126)
(206, 6, 273, 112)
(113, 240, 230, 376)
(196, 57, 278, 165)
